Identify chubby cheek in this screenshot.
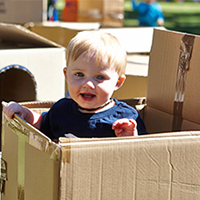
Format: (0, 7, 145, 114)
(97, 82, 116, 98)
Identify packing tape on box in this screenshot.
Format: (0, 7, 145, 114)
(173, 34, 195, 131)
(59, 137, 72, 163)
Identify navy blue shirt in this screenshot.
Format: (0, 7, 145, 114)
(40, 98, 147, 140)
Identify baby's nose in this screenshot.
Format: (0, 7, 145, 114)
(83, 79, 95, 89)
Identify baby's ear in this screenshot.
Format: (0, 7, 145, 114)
(115, 75, 126, 91)
(63, 67, 67, 80)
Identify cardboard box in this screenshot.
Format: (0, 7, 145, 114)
(101, 0, 124, 27)
(78, 0, 124, 27)
(0, 22, 66, 149)
(78, 0, 103, 23)
(0, 22, 66, 102)
(0, 0, 46, 24)
(2, 107, 200, 199)
(3, 28, 200, 199)
(145, 28, 200, 133)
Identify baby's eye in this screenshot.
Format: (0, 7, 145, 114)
(75, 72, 84, 77)
(96, 75, 105, 80)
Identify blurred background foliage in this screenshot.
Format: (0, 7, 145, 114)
(123, 0, 200, 35)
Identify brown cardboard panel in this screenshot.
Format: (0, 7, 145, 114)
(112, 54, 148, 99)
(102, 0, 124, 27)
(169, 136, 200, 199)
(59, 138, 170, 199)
(147, 28, 200, 127)
(147, 29, 182, 114)
(78, 0, 124, 26)
(25, 144, 60, 200)
(1, 126, 18, 200)
(103, 0, 124, 14)
(143, 105, 200, 134)
(59, 133, 200, 199)
(0, 22, 60, 48)
(1, 113, 59, 200)
(182, 119, 200, 131)
(112, 75, 147, 99)
(0, 23, 66, 101)
(27, 25, 81, 48)
(0, 48, 66, 101)
(0, 1, 43, 24)
(78, 0, 102, 23)
(79, 0, 103, 13)
(25, 21, 100, 49)
(144, 106, 173, 134)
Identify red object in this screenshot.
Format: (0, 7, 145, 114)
(62, 0, 78, 22)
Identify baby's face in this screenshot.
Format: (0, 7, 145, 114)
(64, 53, 121, 110)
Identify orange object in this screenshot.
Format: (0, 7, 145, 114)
(62, 0, 78, 22)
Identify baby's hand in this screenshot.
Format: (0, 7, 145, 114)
(112, 118, 138, 137)
(3, 101, 25, 119)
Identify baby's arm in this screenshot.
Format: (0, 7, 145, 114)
(131, 0, 138, 10)
(3, 101, 42, 129)
(112, 118, 138, 137)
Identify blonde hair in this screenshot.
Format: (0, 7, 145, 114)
(66, 31, 127, 76)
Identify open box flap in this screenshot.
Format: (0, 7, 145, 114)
(0, 23, 62, 48)
(1, 101, 59, 159)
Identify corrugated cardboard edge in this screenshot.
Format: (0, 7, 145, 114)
(58, 130, 200, 165)
(24, 21, 101, 31)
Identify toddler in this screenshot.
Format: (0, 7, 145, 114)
(4, 31, 147, 139)
(132, 0, 164, 27)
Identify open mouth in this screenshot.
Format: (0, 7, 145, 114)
(80, 93, 95, 100)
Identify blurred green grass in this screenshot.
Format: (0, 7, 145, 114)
(123, 0, 200, 35)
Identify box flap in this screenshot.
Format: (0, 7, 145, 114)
(24, 21, 100, 49)
(147, 28, 182, 115)
(1, 109, 60, 200)
(147, 28, 200, 127)
(0, 23, 61, 48)
(2, 101, 59, 157)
